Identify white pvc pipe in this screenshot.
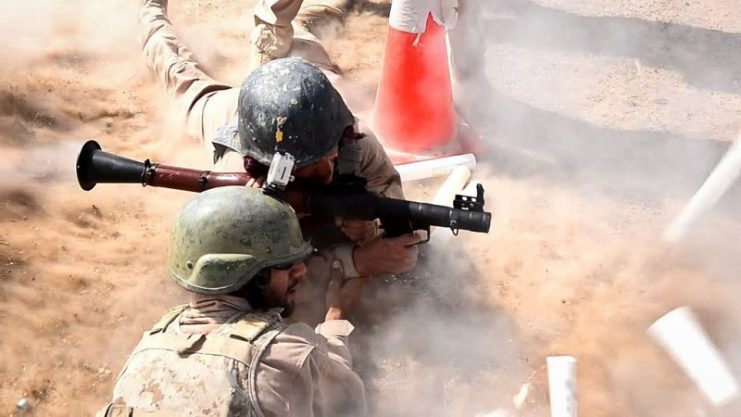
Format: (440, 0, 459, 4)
(664, 134, 741, 242)
(648, 307, 739, 406)
(395, 153, 476, 183)
(432, 165, 471, 207)
(429, 166, 471, 239)
(512, 382, 532, 410)
(547, 356, 577, 417)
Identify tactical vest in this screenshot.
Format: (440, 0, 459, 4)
(98, 305, 285, 417)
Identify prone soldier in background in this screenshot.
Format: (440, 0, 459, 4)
(97, 186, 367, 417)
(140, 1, 422, 324)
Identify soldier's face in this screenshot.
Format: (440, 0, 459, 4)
(293, 146, 339, 185)
(263, 260, 308, 317)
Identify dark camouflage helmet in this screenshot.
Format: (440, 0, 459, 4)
(216, 57, 355, 168)
(167, 186, 313, 295)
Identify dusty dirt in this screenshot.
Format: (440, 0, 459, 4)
(1, 0, 741, 416)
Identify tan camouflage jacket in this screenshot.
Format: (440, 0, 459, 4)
(99, 294, 366, 417)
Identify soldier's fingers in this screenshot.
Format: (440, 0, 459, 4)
(325, 280, 341, 308)
(410, 231, 425, 244)
(401, 247, 418, 268)
(327, 276, 341, 291)
(330, 260, 344, 280)
(325, 262, 344, 307)
(342, 220, 366, 231)
(401, 248, 418, 268)
(341, 224, 361, 233)
(391, 232, 425, 247)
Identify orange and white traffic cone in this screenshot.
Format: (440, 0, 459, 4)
(371, 0, 476, 163)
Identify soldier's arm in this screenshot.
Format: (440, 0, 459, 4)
(356, 130, 404, 199)
(139, 0, 236, 144)
(306, 321, 368, 417)
(255, 323, 367, 417)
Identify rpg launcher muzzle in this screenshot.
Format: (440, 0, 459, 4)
(76, 140, 247, 193)
(76, 140, 492, 237)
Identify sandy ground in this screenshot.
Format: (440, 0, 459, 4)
(1, 0, 741, 416)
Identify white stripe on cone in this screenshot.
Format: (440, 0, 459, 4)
(389, 0, 458, 33)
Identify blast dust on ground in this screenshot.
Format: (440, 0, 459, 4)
(2, 1, 741, 416)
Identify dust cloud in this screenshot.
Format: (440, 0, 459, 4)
(0, 1, 196, 415)
(417, 0, 741, 416)
(2, 1, 741, 417)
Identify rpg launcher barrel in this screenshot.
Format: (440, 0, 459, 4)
(76, 140, 492, 237)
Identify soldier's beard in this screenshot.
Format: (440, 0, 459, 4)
(255, 290, 296, 318)
(244, 282, 298, 318)
(269, 282, 300, 318)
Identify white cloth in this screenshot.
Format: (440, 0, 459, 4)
(389, 0, 459, 33)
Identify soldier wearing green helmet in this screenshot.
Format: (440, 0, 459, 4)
(167, 186, 313, 298)
(97, 187, 367, 417)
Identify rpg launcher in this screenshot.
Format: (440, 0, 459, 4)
(75, 140, 491, 240)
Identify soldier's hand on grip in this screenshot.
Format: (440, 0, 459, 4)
(245, 176, 265, 188)
(325, 261, 365, 321)
(337, 218, 378, 243)
(352, 232, 423, 276)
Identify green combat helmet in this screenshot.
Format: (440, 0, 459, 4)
(168, 186, 313, 294)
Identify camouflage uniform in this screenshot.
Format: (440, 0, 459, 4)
(100, 295, 365, 417)
(98, 188, 366, 416)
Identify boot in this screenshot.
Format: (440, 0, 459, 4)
(248, 0, 304, 71)
(294, 0, 355, 36)
(249, 23, 294, 70)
